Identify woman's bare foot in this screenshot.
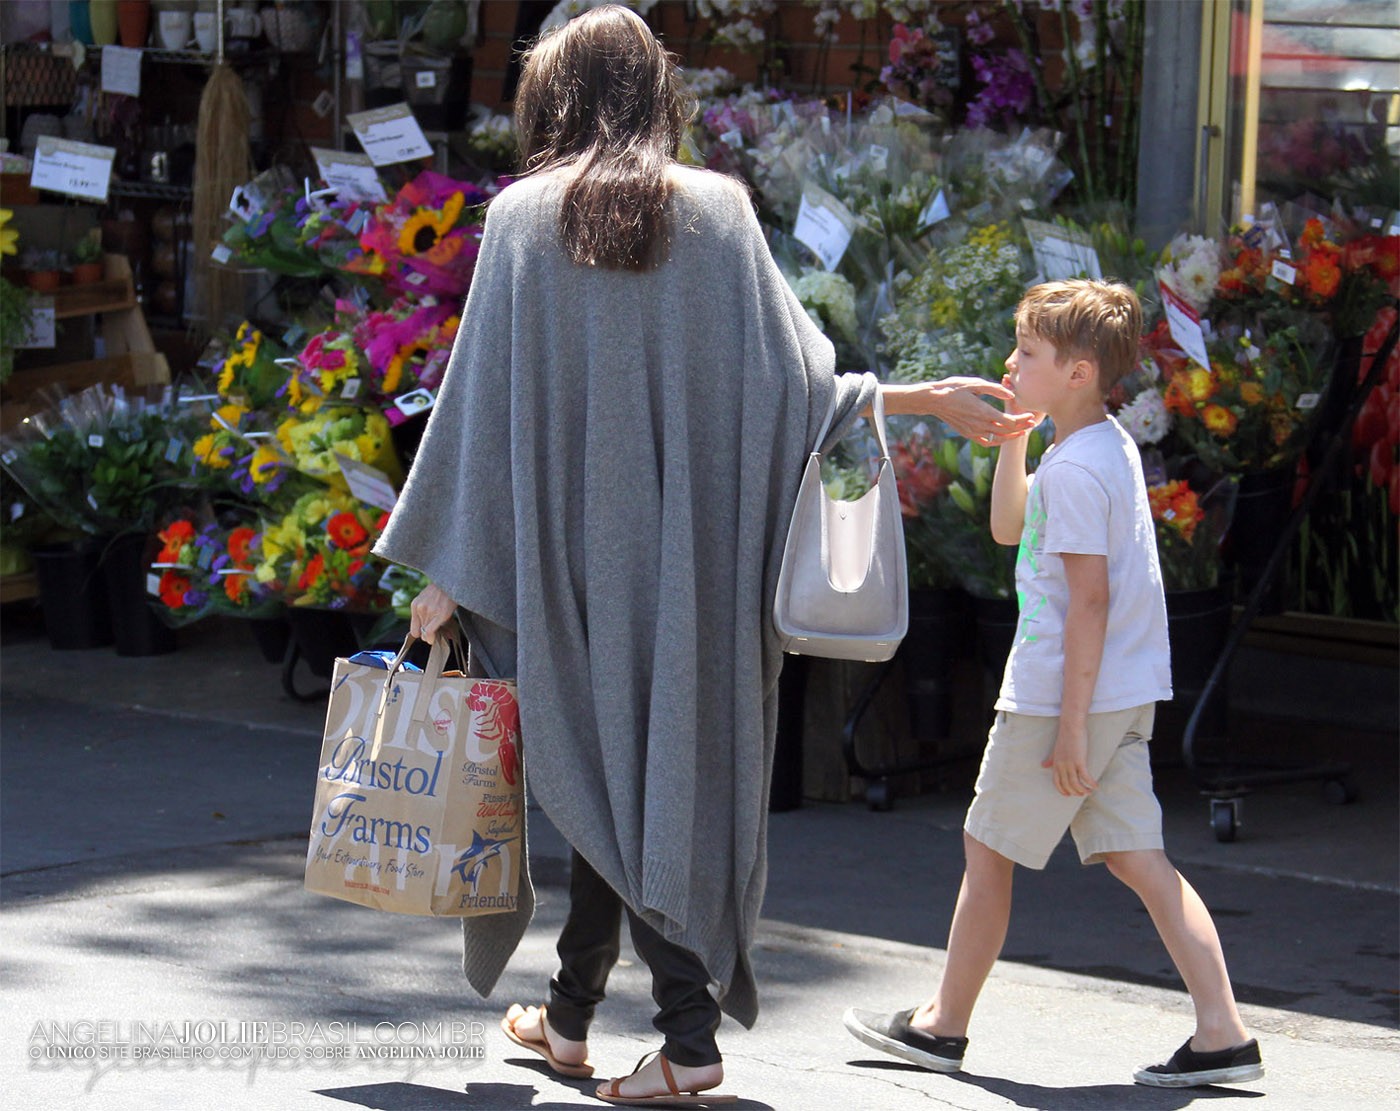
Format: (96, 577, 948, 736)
(505, 1003, 588, 1068)
(599, 1053, 723, 1099)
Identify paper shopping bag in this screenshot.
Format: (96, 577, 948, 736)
(304, 631, 523, 916)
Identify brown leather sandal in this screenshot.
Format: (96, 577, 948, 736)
(594, 1050, 737, 1106)
(500, 1003, 594, 1079)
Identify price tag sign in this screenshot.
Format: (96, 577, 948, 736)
(310, 146, 388, 202)
(17, 297, 55, 349)
(793, 185, 856, 272)
(346, 104, 433, 167)
(1024, 218, 1103, 281)
(1270, 258, 1297, 285)
(919, 188, 950, 230)
(1159, 281, 1212, 371)
(30, 137, 116, 203)
(414, 69, 437, 89)
(335, 454, 399, 513)
(100, 45, 142, 97)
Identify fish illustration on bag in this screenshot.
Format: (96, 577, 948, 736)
(452, 831, 512, 895)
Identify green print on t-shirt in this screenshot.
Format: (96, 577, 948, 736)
(1015, 488, 1046, 644)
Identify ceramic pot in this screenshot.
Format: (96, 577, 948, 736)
(116, 0, 150, 47)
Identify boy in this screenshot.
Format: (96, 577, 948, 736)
(844, 280, 1263, 1088)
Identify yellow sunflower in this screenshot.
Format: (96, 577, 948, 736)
(396, 192, 466, 257)
(248, 445, 285, 485)
(0, 208, 17, 257)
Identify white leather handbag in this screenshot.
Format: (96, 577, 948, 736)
(773, 388, 908, 662)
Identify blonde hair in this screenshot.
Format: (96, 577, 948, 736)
(1014, 279, 1143, 394)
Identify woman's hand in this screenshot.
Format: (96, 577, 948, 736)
(409, 582, 458, 644)
(923, 377, 1041, 446)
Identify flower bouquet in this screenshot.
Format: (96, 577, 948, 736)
(352, 295, 460, 403)
(190, 400, 300, 501)
(214, 322, 290, 410)
(256, 489, 390, 611)
(273, 406, 402, 490)
(1147, 476, 1234, 593)
(148, 515, 222, 626)
(221, 169, 328, 278)
(347, 171, 489, 300)
(1, 386, 197, 537)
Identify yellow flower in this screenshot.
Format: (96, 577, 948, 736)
(0, 208, 17, 257)
(192, 433, 231, 470)
(1201, 404, 1238, 436)
(1185, 367, 1216, 403)
(217, 360, 237, 395)
(1239, 382, 1264, 405)
(211, 403, 249, 431)
(276, 417, 299, 454)
(248, 445, 284, 484)
(396, 193, 466, 256)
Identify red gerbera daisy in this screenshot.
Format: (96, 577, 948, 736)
(326, 512, 369, 550)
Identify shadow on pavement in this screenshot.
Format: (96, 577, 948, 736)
(848, 1058, 1266, 1108)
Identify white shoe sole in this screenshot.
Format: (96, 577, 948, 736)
(1133, 1062, 1265, 1088)
(841, 1009, 963, 1073)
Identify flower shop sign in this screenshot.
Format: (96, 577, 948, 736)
(347, 105, 433, 167)
(1158, 280, 1211, 371)
(1024, 219, 1102, 282)
(794, 184, 856, 272)
(30, 138, 115, 204)
(311, 147, 388, 203)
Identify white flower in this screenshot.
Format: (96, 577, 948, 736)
(540, 0, 659, 32)
(1117, 389, 1171, 446)
(1158, 234, 1221, 315)
(790, 268, 859, 345)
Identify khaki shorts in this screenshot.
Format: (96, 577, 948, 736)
(964, 704, 1163, 869)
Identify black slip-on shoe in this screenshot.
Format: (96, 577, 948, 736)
(842, 1007, 967, 1073)
(1134, 1038, 1264, 1087)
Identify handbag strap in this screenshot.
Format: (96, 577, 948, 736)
(812, 383, 891, 461)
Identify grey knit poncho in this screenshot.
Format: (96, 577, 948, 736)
(375, 165, 876, 1027)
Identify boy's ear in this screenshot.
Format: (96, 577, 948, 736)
(1067, 357, 1098, 391)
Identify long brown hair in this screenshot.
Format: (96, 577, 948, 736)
(514, 5, 694, 272)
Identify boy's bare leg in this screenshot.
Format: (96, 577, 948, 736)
(911, 832, 1015, 1037)
(1103, 849, 1249, 1051)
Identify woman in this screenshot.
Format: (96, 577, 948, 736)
(376, 6, 1033, 1104)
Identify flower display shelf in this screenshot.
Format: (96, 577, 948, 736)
(0, 254, 169, 603)
(1182, 310, 1400, 842)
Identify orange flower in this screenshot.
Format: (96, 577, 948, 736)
(227, 526, 256, 566)
(1201, 404, 1239, 437)
(1239, 381, 1264, 405)
(1148, 480, 1204, 543)
(1302, 252, 1341, 299)
(159, 570, 191, 609)
(327, 511, 369, 550)
(1163, 374, 1196, 416)
(297, 553, 325, 591)
(224, 573, 250, 604)
(157, 519, 196, 562)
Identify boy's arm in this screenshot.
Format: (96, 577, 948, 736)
(990, 433, 1031, 545)
(1042, 552, 1110, 796)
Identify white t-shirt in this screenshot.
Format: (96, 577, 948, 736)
(995, 416, 1172, 716)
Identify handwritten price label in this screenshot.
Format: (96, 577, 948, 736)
(346, 105, 433, 167)
(30, 138, 116, 203)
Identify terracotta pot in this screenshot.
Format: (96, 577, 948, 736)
(71, 261, 104, 285)
(25, 269, 62, 293)
(116, 0, 151, 48)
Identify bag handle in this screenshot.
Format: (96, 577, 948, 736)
(368, 628, 465, 759)
(811, 384, 891, 462)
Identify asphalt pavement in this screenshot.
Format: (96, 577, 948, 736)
(1, 613, 1396, 1111)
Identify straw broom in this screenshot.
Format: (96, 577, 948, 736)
(192, 62, 251, 333)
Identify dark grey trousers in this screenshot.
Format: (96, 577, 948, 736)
(545, 849, 723, 1067)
